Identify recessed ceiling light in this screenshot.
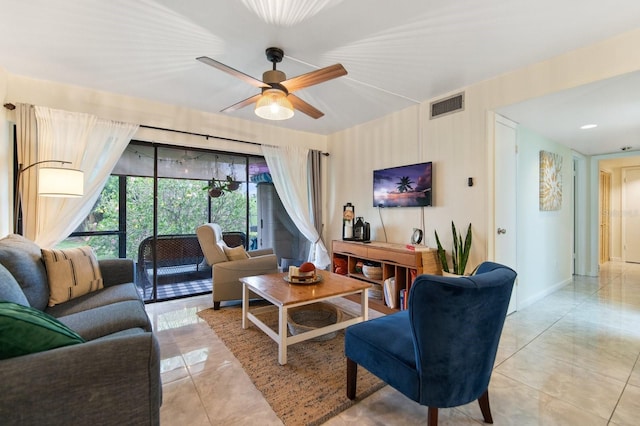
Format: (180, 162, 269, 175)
(580, 124, 598, 130)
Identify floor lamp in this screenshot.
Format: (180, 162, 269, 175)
(13, 160, 84, 234)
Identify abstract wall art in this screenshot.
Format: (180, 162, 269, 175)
(539, 150, 562, 211)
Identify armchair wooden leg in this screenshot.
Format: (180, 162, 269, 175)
(478, 389, 493, 424)
(428, 407, 438, 426)
(213, 301, 221, 310)
(346, 357, 357, 400)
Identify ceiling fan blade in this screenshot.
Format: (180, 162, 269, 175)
(281, 64, 347, 93)
(221, 94, 262, 113)
(289, 94, 324, 119)
(197, 56, 268, 89)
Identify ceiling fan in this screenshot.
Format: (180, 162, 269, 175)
(196, 47, 347, 120)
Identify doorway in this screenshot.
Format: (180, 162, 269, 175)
(599, 170, 611, 265)
(622, 167, 640, 263)
(493, 114, 518, 313)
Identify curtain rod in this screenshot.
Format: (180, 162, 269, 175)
(3, 104, 328, 156)
(140, 124, 262, 146)
(140, 124, 329, 156)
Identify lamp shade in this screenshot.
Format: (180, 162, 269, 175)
(255, 89, 294, 120)
(38, 167, 84, 197)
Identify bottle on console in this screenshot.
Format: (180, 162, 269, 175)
(354, 217, 365, 241)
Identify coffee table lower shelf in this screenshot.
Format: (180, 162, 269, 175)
(244, 302, 365, 363)
(240, 271, 370, 365)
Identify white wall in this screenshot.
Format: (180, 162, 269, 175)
(516, 127, 574, 308)
(572, 152, 589, 276)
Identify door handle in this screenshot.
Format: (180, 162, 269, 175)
(497, 228, 507, 235)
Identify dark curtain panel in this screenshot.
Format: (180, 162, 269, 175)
(309, 150, 323, 235)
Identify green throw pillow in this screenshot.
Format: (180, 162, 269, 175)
(0, 301, 85, 359)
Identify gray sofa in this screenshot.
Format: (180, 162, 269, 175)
(0, 234, 161, 425)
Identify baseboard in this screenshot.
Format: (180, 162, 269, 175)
(517, 277, 572, 311)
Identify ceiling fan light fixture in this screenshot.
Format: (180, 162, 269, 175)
(255, 89, 294, 120)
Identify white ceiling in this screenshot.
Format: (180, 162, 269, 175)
(1, 0, 639, 156)
(498, 71, 640, 156)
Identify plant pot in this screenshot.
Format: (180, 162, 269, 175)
(226, 181, 240, 191)
(208, 188, 224, 198)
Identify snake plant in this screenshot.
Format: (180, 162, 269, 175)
(434, 222, 472, 275)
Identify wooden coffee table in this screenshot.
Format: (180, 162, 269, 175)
(240, 270, 370, 365)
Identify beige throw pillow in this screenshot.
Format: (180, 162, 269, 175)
(223, 245, 250, 261)
(42, 246, 104, 307)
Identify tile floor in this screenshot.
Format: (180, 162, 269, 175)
(146, 262, 640, 425)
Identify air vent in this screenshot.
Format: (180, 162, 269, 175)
(429, 92, 464, 119)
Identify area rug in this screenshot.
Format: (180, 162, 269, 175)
(197, 303, 385, 426)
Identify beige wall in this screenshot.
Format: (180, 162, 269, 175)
(327, 28, 640, 300)
(3, 28, 640, 304)
(599, 156, 640, 262)
(608, 166, 623, 262)
(0, 67, 9, 237)
(5, 74, 327, 152)
(0, 74, 328, 237)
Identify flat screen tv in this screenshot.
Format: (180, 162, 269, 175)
(373, 161, 432, 207)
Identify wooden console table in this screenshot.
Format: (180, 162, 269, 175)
(332, 240, 441, 313)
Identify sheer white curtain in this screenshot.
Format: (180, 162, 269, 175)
(262, 145, 330, 269)
(25, 106, 138, 247)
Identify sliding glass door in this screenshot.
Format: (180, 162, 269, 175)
(61, 141, 271, 302)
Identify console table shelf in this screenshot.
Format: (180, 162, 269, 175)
(332, 240, 441, 313)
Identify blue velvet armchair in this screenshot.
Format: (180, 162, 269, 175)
(345, 261, 516, 425)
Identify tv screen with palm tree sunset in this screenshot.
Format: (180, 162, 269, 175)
(373, 162, 432, 207)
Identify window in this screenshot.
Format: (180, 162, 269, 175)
(60, 142, 272, 302)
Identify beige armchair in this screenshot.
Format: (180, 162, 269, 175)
(196, 223, 279, 310)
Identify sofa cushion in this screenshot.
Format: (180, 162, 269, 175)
(42, 246, 104, 307)
(92, 327, 147, 341)
(0, 301, 85, 359)
(45, 282, 141, 318)
(223, 245, 250, 261)
(57, 299, 152, 341)
(0, 234, 49, 310)
(0, 263, 30, 306)
(98, 258, 135, 287)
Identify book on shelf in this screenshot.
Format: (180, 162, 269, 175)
(399, 289, 406, 311)
(383, 277, 396, 309)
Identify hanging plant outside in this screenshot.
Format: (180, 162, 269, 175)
(202, 175, 240, 197)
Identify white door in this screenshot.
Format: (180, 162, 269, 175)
(622, 167, 640, 263)
(494, 115, 518, 313)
